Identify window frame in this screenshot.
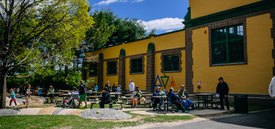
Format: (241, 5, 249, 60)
(106, 60, 117, 76)
(89, 62, 97, 77)
(209, 23, 247, 67)
(130, 56, 144, 74)
(161, 50, 182, 73)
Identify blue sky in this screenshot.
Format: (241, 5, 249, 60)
(88, 0, 189, 34)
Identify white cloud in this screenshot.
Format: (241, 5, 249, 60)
(94, 0, 127, 6)
(94, 0, 144, 6)
(132, 0, 144, 3)
(139, 17, 184, 33)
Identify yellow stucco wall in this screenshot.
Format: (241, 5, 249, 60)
(190, 0, 261, 19)
(86, 30, 186, 91)
(192, 13, 273, 94)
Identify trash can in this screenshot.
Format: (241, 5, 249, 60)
(234, 94, 248, 113)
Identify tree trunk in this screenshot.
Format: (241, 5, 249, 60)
(0, 73, 7, 109)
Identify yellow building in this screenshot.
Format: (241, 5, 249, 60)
(84, 0, 275, 95)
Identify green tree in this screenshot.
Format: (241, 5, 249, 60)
(0, 0, 93, 108)
(86, 10, 116, 49)
(86, 10, 147, 49)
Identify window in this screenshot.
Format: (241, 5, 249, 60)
(163, 54, 180, 72)
(211, 25, 245, 65)
(130, 58, 143, 74)
(89, 63, 97, 76)
(107, 61, 117, 75)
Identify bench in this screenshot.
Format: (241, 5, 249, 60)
(210, 100, 220, 109)
(90, 100, 113, 109)
(90, 100, 100, 109)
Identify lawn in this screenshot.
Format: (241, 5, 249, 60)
(0, 114, 194, 129)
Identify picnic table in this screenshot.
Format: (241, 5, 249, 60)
(151, 96, 168, 112)
(194, 92, 215, 108)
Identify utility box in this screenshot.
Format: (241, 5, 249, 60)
(234, 94, 248, 113)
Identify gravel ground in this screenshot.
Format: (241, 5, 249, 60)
(81, 109, 132, 120)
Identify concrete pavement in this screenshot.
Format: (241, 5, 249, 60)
(147, 109, 275, 129)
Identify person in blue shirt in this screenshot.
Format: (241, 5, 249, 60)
(152, 86, 166, 110)
(167, 88, 186, 113)
(9, 88, 17, 107)
(93, 83, 98, 92)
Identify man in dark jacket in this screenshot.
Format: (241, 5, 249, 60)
(216, 77, 230, 110)
(100, 88, 112, 108)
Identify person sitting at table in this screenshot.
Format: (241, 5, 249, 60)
(112, 83, 117, 92)
(46, 85, 55, 103)
(68, 87, 80, 107)
(131, 86, 142, 108)
(167, 88, 186, 113)
(93, 83, 99, 92)
(99, 88, 112, 108)
(105, 81, 111, 92)
(152, 86, 165, 110)
(178, 85, 193, 111)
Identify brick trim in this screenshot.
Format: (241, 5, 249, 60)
(146, 52, 155, 92)
(271, 9, 275, 75)
(185, 29, 193, 93)
(189, 10, 271, 30)
(103, 57, 119, 61)
(97, 60, 104, 90)
(160, 48, 182, 73)
(118, 56, 126, 91)
(129, 55, 145, 75)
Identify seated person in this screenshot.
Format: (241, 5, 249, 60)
(167, 88, 185, 113)
(112, 83, 117, 92)
(178, 85, 193, 111)
(152, 86, 165, 110)
(131, 87, 142, 108)
(46, 85, 55, 103)
(99, 88, 112, 108)
(68, 87, 80, 106)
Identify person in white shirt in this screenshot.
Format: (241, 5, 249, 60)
(128, 79, 135, 92)
(269, 76, 275, 98)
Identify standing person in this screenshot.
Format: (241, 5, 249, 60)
(24, 84, 32, 108)
(128, 79, 135, 93)
(9, 88, 17, 107)
(79, 81, 88, 108)
(216, 77, 230, 110)
(268, 75, 275, 98)
(47, 85, 55, 103)
(105, 81, 111, 92)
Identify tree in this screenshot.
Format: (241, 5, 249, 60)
(86, 10, 147, 49)
(0, 0, 93, 108)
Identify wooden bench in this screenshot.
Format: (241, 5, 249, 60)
(90, 100, 100, 109)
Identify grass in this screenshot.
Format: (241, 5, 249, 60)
(0, 115, 137, 129)
(143, 115, 194, 123)
(0, 114, 195, 129)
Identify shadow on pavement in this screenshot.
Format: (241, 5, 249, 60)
(212, 108, 275, 129)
